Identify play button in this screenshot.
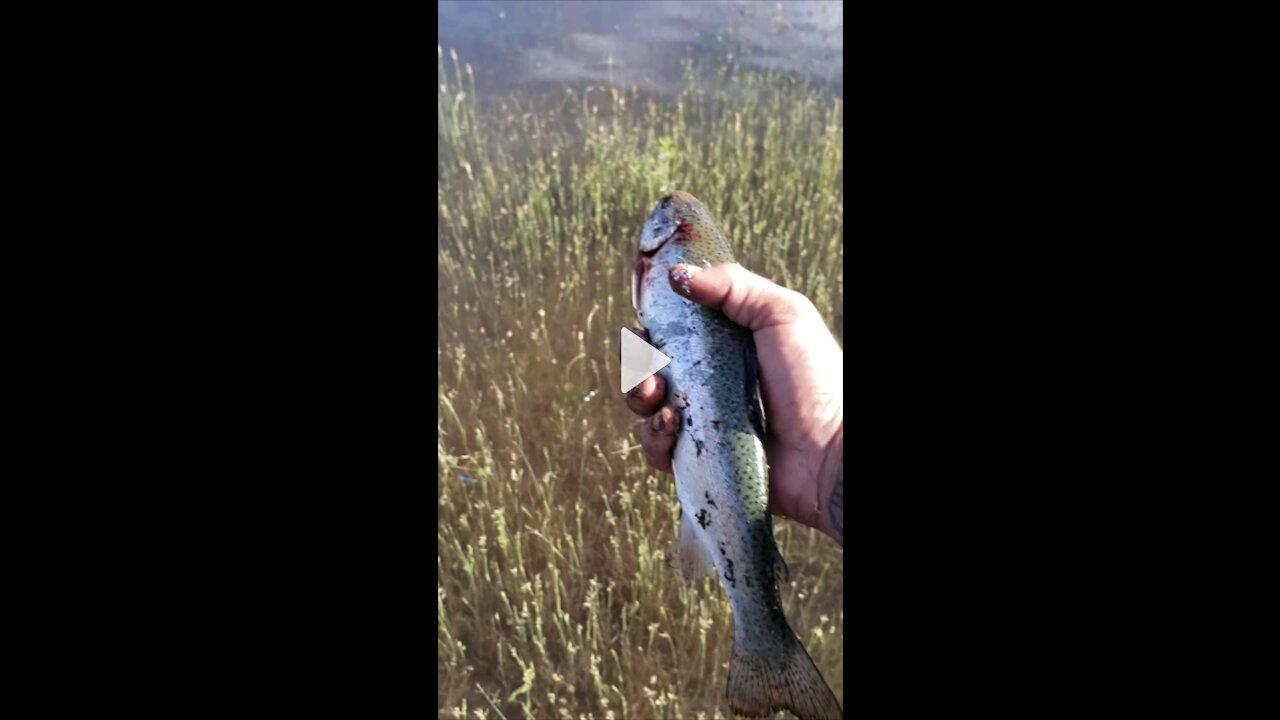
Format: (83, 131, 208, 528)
(620, 329, 672, 393)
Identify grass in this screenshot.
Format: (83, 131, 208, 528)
(438, 46, 844, 720)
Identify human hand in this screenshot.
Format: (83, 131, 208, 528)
(625, 263, 843, 545)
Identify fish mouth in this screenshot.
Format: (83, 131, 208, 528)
(639, 219, 687, 261)
(634, 222, 687, 313)
(639, 232, 673, 259)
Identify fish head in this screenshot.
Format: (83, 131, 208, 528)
(640, 191, 733, 258)
(634, 191, 734, 314)
(639, 193, 685, 253)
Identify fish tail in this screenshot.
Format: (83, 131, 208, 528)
(727, 625, 841, 720)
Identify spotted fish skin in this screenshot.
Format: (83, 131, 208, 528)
(634, 192, 841, 720)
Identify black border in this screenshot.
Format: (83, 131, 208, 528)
(86, 2, 1171, 714)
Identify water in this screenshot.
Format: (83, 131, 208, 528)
(438, 0, 843, 99)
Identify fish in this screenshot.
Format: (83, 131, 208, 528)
(633, 191, 842, 720)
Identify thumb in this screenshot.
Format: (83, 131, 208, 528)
(669, 263, 810, 331)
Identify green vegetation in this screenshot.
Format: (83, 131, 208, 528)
(438, 46, 844, 719)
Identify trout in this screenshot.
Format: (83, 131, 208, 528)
(632, 192, 841, 720)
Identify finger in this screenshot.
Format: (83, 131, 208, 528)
(625, 373, 666, 417)
(639, 406, 680, 472)
(669, 263, 813, 331)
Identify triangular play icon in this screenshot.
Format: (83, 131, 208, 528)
(620, 328, 672, 393)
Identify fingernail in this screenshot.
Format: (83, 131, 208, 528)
(649, 413, 663, 431)
(670, 264, 700, 296)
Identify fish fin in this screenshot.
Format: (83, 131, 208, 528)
(744, 340, 766, 438)
(763, 516, 790, 583)
(727, 629, 842, 720)
(672, 505, 715, 585)
(632, 257, 642, 312)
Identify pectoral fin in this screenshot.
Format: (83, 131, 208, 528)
(632, 255, 644, 312)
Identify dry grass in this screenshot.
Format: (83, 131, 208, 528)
(438, 47, 843, 719)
